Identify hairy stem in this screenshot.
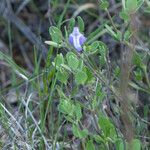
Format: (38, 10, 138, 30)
(120, 13, 138, 146)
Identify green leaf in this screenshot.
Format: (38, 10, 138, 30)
(93, 134, 105, 143)
(66, 52, 76, 59)
(105, 24, 117, 39)
(119, 10, 129, 21)
(99, 54, 107, 67)
(98, 41, 108, 53)
(126, 0, 138, 13)
(72, 124, 88, 138)
(45, 41, 61, 48)
(96, 83, 105, 99)
(116, 31, 122, 41)
(99, 42, 107, 67)
(68, 18, 75, 33)
(116, 139, 125, 150)
(86, 140, 95, 150)
(100, 0, 109, 10)
(64, 115, 74, 123)
(134, 68, 143, 81)
(57, 68, 69, 84)
(132, 52, 144, 68)
(124, 30, 131, 41)
(129, 82, 142, 91)
(99, 55, 106, 67)
(131, 139, 141, 150)
(77, 16, 85, 32)
(49, 26, 63, 44)
(67, 55, 79, 70)
(98, 115, 116, 139)
(99, 41, 107, 55)
(75, 70, 87, 85)
(54, 53, 64, 68)
(114, 66, 121, 77)
(57, 87, 68, 99)
(85, 67, 94, 83)
(88, 41, 99, 54)
(78, 60, 84, 71)
(75, 103, 82, 121)
(58, 99, 75, 118)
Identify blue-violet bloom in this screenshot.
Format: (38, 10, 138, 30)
(68, 27, 86, 52)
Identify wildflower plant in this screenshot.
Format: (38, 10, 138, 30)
(44, 0, 150, 149)
(0, 0, 149, 149)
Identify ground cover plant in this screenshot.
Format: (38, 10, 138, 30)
(0, 0, 150, 149)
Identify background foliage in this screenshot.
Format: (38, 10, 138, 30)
(0, 0, 150, 149)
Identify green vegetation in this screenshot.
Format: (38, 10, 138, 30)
(0, 0, 150, 149)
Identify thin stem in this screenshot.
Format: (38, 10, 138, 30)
(105, 9, 118, 32)
(143, 66, 150, 89)
(122, 0, 126, 9)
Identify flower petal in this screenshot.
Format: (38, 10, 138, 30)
(68, 27, 86, 52)
(68, 34, 74, 45)
(79, 36, 86, 46)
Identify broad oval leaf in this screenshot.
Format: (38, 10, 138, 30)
(49, 26, 63, 44)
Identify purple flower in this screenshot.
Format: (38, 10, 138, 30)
(68, 27, 86, 52)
